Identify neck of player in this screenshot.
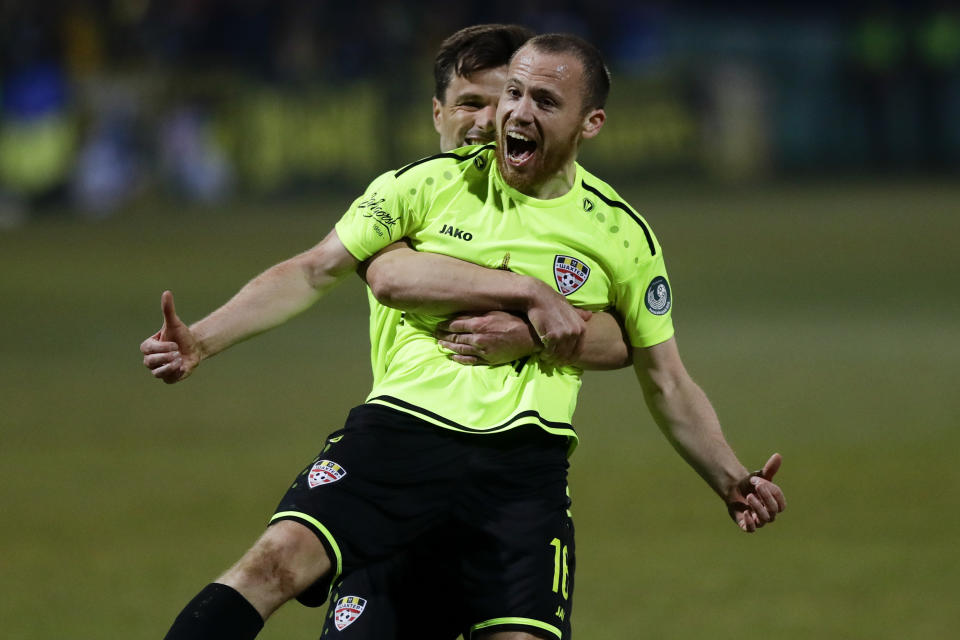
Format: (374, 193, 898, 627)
(527, 163, 578, 199)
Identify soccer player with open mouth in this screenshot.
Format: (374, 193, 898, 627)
(146, 30, 785, 640)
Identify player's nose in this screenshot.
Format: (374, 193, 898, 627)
(511, 95, 534, 124)
(475, 105, 497, 132)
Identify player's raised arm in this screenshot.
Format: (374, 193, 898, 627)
(141, 229, 359, 383)
(362, 243, 630, 368)
(632, 336, 786, 532)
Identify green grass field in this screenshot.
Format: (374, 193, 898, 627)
(2, 178, 958, 639)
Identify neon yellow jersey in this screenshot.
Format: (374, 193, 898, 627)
(366, 291, 403, 386)
(358, 172, 407, 387)
(336, 145, 674, 446)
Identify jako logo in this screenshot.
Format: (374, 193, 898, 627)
(439, 224, 473, 241)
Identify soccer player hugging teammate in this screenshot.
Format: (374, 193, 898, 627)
(143, 31, 785, 640)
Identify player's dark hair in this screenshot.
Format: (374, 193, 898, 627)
(523, 33, 611, 112)
(434, 24, 534, 103)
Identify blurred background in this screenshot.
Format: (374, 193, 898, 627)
(1, 0, 959, 222)
(1, 1, 958, 639)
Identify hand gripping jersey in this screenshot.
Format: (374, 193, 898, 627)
(336, 144, 674, 448)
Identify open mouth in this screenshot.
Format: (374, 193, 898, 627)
(505, 131, 538, 166)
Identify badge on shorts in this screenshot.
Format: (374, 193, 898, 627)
(645, 276, 671, 316)
(307, 460, 346, 488)
(554, 255, 590, 296)
(334, 596, 367, 631)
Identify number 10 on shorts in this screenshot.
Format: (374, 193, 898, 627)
(550, 538, 570, 599)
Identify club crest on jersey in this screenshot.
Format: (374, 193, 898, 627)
(333, 596, 367, 631)
(645, 276, 671, 316)
(554, 255, 590, 296)
(308, 460, 346, 488)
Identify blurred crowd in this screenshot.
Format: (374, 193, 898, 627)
(1, 0, 958, 226)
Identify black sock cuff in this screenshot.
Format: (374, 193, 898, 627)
(165, 583, 264, 640)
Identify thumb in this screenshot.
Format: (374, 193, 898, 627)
(575, 308, 592, 321)
(160, 290, 182, 335)
(761, 453, 782, 481)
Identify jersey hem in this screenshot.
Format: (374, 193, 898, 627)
(333, 221, 371, 263)
(366, 395, 579, 454)
(628, 326, 676, 350)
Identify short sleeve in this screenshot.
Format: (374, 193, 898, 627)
(334, 170, 419, 262)
(614, 249, 675, 348)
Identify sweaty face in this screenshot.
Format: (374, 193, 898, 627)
(496, 46, 600, 198)
(433, 66, 507, 153)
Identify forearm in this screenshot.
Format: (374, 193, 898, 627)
(648, 380, 748, 499)
(364, 246, 545, 315)
(368, 246, 631, 368)
(193, 233, 356, 360)
(570, 312, 631, 370)
(635, 343, 748, 501)
(191, 261, 317, 359)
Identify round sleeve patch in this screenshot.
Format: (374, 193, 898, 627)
(644, 276, 672, 315)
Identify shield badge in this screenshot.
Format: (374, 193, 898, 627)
(554, 255, 590, 296)
(307, 460, 346, 488)
(334, 596, 367, 631)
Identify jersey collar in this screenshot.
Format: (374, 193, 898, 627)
(491, 156, 584, 209)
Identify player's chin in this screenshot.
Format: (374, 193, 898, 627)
(498, 161, 540, 193)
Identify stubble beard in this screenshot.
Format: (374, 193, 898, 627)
(495, 146, 536, 194)
(495, 137, 578, 197)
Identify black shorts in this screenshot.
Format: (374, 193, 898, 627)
(272, 403, 575, 640)
(318, 529, 467, 640)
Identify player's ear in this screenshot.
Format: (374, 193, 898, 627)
(581, 107, 605, 139)
(432, 96, 443, 134)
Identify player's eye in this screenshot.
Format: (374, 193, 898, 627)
(535, 93, 559, 109)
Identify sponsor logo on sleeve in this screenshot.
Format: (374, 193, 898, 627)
(334, 596, 367, 631)
(644, 276, 671, 315)
(308, 460, 347, 488)
(554, 255, 590, 296)
(357, 193, 400, 239)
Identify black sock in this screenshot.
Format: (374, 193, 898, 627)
(163, 583, 264, 640)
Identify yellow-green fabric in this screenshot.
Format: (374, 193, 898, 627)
(337, 145, 674, 443)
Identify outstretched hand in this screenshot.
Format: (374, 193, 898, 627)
(140, 291, 201, 383)
(727, 453, 786, 533)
